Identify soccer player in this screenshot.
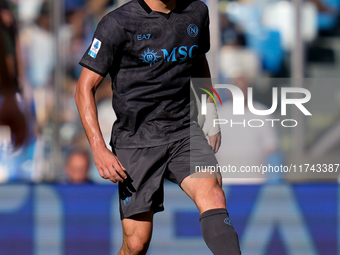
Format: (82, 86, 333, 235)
(75, 0, 241, 254)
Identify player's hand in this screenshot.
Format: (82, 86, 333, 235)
(208, 131, 221, 153)
(93, 147, 127, 183)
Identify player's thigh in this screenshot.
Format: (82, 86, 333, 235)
(121, 211, 154, 251)
(180, 123, 225, 212)
(181, 172, 226, 214)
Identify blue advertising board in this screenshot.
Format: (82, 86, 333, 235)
(0, 183, 337, 254)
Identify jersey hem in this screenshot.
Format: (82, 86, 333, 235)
(111, 131, 190, 149)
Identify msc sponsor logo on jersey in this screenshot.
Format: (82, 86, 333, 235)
(140, 48, 161, 66)
(162, 45, 198, 62)
(140, 45, 198, 66)
(187, 24, 198, 37)
(88, 38, 102, 59)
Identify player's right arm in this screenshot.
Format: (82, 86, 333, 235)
(75, 68, 127, 183)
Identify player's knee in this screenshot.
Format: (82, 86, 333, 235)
(124, 236, 149, 255)
(195, 185, 226, 211)
(209, 186, 226, 207)
(212, 185, 226, 201)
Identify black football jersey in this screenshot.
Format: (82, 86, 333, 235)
(79, 0, 210, 148)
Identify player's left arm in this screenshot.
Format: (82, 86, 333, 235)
(192, 54, 221, 153)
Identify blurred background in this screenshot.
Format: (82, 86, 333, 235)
(0, 0, 339, 254)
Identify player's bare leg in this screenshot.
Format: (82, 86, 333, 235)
(181, 172, 224, 213)
(118, 211, 154, 255)
(181, 172, 241, 254)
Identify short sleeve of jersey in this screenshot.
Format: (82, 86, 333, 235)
(199, 7, 210, 54)
(79, 15, 125, 77)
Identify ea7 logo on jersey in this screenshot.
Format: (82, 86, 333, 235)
(137, 34, 151, 40)
(88, 38, 102, 59)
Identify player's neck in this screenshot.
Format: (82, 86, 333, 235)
(144, 0, 176, 14)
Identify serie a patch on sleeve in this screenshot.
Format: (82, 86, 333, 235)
(88, 38, 102, 59)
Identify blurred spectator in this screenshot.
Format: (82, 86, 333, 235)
(59, 8, 88, 141)
(220, 45, 260, 79)
(0, 0, 27, 148)
(215, 75, 280, 184)
(219, 9, 260, 79)
(86, 0, 117, 21)
(0, 0, 29, 183)
(64, 149, 92, 184)
(220, 13, 245, 46)
(63, 8, 87, 80)
(309, 0, 335, 13)
(59, 0, 116, 143)
(0, 0, 19, 88)
(20, 1, 55, 128)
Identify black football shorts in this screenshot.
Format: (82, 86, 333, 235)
(113, 122, 218, 220)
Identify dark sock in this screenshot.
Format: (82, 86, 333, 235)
(199, 208, 241, 255)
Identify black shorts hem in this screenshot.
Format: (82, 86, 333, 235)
(177, 170, 222, 187)
(120, 207, 164, 220)
(177, 172, 191, 187)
